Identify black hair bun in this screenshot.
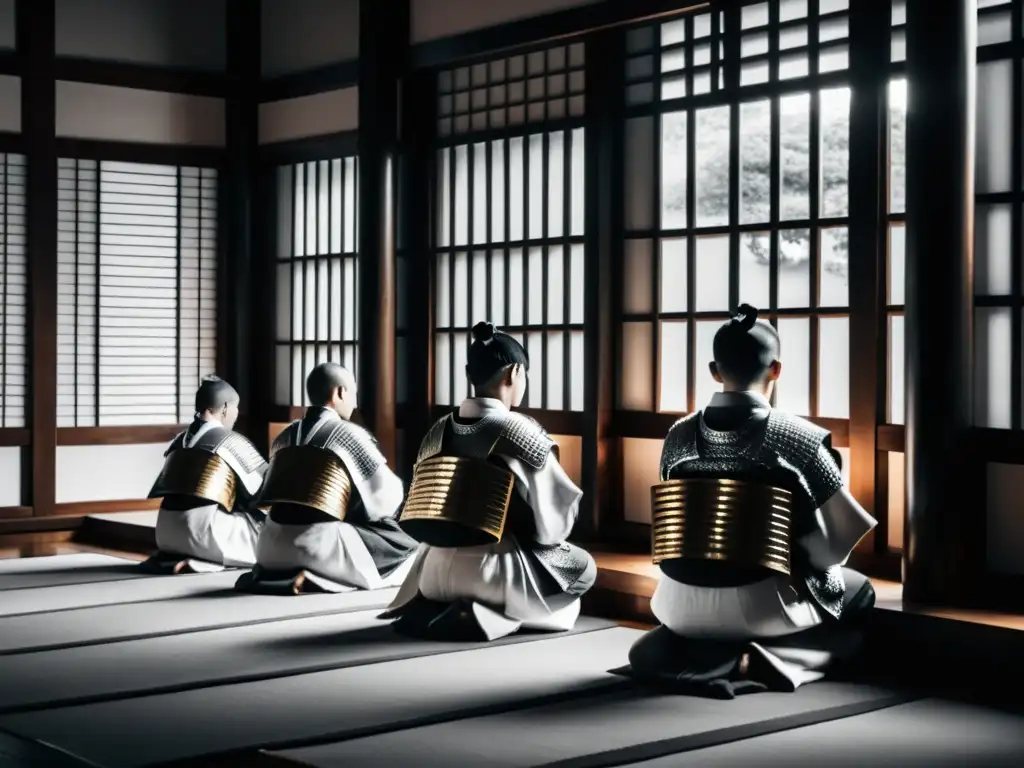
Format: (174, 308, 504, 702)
(731, 304, 759, 331)
(201, 374, 223, 383)
(472, 321, 496, 343)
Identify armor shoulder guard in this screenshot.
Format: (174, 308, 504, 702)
(763, 412, 842, 507)
(416, 416, 450, 464)
(165, 431, 187, 457)
(492, 412, 554, 470)
(271, 421, 300, 457)
(323, 419, 387, 482)
(659, 413, 701, 480)
(217, 432, 270, 476)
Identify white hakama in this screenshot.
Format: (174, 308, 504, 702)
(254, 519, 414, 592)
(386, 398, 589, 640)
(149, 419, 267, 572)
(154, 504, 260, 572)
(647, 484, 877, 689)
(249, 410, 416, 592)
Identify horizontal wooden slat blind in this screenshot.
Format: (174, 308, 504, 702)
(274, 158, 359, 407)
(0, 153, 27, 428)
(57, 159, 218, 427)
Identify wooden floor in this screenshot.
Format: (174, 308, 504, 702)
(0, 535, 1021, 765)
(591, 550, 1024, 633)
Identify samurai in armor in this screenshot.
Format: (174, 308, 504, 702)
(382, 321, 597, 641)
(144, 376, 269, 574)
(627, 305, 878, 698)
(236, 363, 418, 594)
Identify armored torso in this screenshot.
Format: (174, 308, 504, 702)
(417, 410, 556, 470)
(661, 409, 847, 619)
(661, 410, 843, 511)
(273, 410, 386, 486)
(163, 420, 268, 501)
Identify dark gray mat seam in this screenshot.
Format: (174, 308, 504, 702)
(0, 621, 618, 716)
(2, 596, 215, 621)
(0, 728, 105, 768)
(156, 680, 638, 767)
(0, 571, 150, 592)
(0, 575, 242, 620)
(536, 692, 923, 768)
(0, 598, 396, 657)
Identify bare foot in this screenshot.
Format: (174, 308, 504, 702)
(737, 651, 751, 678)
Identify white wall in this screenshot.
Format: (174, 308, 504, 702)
(0, 0, 14, 51)
(55, 444, 167, 504)
(411, 0, 601, 43)
(0, 75, 19, 132)
(259, 87, 358, 144)
(55, 0, 226, 71)
(261, 0, 359, 78)
(0, 447, 20, 508)
(56, 81, 225, 146)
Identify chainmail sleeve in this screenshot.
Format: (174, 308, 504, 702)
(803, 442, 844, 509)
(761, 411, 843, 509)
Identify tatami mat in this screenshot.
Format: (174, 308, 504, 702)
(267, 682, 906, 768)
(0, 554, 146, 591)
(0, 729, 99, 768)
(0, 586, 400, 655)
(0, 570, 243, 618)
(0, 627, 641, 767)
(0, 614, 614, 714)
(614, 698, 1024, 767)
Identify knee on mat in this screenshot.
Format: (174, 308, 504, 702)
(628, 625, 675, 671)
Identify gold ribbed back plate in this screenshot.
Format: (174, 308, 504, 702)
(650, 478, 794, 575)
(151, 449, 237, 512)
(399, 456, 516, 547)
(259, 446, 353, 521)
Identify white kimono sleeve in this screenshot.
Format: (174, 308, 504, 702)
(352, 464, 406, 523)
(799, 487, 878, 570)
(500, 453, 583, 546)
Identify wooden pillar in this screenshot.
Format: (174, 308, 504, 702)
(357, 0, 408, 463)
(903, 0, 976, 605)
(224, 0, 260, 439)
(847, 0, 888, 550)
(580, 27, 623, 541)
(18, 0, 57, 516)
(398, 66, 436, 479)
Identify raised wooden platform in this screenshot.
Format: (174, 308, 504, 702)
(588, 550, 1024, 632)
(75, 511, 159, 555)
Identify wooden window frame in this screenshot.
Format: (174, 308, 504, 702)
(429, 42, 589, 434)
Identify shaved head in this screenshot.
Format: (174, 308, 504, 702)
(194, 375, 240, 429)
(306, 363, 357, 417)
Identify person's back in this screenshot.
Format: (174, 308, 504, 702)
(145, 376, 269, 574)
(382, 321, 596, 641)
(238, 362, 417, 594)
(628, 305, 877, 697)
